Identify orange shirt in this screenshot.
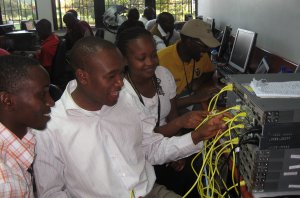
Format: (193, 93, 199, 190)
(158, 43, 215, 95)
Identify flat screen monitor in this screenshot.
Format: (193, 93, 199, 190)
(0, 24, 14, 35)
(20, 20, 35, 31)
(295, 63, 300, 73)
(206, 17, 215, 36)
(228, 28, 256, 73)
(218, 25, 232, 58)
(255, 57, 270, 74)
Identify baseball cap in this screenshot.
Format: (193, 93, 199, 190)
(180, 19, 220, 48)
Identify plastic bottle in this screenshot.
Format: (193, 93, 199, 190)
(211, 49, 218, 64)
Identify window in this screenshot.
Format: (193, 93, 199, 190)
(55, 0, 95, 29)
(156, 0, 195, 21)
(52, 0, 194, 29)
(0, 0, 37, 29)
(104, 0, 145, 14)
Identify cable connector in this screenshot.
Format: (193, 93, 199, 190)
(230, 105, 241, 111)
(225, 83, 233, 91)
(240, 180, 246, 186)
(231, 137, 240, 145)
(234, 124, 245, 129)
(237, 112, 247, 117)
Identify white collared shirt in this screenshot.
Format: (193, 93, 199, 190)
(33, 80, 202, 198)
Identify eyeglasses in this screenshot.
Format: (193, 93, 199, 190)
(191, 39, 207, 48)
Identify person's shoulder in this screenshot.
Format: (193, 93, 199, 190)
(0, 48, 9, 56)
(0, 158, 12, 182)
(79, 20, 91, 27)
(156, 65, 173, 76)
(157, 43, 176, 57)
(145, 19, 156, 31)
(156, 66, 175, 82)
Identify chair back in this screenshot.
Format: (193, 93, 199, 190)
(51, 38, 74, 90)
(49, 84, 63, 102)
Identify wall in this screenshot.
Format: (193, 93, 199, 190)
(36, 0, 54, 30)
(198, 0, 300, 64)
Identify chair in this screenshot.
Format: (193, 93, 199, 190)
(51, 38, 74, 90)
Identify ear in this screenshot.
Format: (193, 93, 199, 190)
(0, 91, 15, 110)
(75, 68, 88, 85)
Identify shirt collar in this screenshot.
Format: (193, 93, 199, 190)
(60, 80, 108, 117)
(158, 24, 170, 38)
(0, 123, 35, 170)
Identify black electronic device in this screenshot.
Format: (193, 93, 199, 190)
(217, 28, 256, 76)
(294, 62, 300, 73)
(218, 25, 232, 59)
(20, 20, 36, 31)
(224, 73, 300, 197)
(0, 24, 14, 35)
(5, 30, 37, 51)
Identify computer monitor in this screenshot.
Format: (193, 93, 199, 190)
(206, 17, 215, 36)
(0, 24, 14, 35)
(295, 63, 300, 73)
(20, 20, 35, 31)
(228, 28, 256, 73)
(255, 57, 270, 74)
(218, 25, 232, 58)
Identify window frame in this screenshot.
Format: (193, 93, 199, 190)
(51, 0, 196, 29)
(0, 0, 38, 29)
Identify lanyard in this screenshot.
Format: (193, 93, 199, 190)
(183, 59, 196, 95)
(126, 72, 161, 127)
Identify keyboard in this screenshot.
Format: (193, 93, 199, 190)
(217, 65, 241, 76)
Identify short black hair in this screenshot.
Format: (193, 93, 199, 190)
(67, 9, 78, 18)
(115, 27, 153, 56)
(127, 8, 140, 21)
(0, 55, 40, 92)
(36, 19, 52, 38)
(70, 36, 117, 71)
(143, 7, 155, 20)
(157, 12, 174, 25)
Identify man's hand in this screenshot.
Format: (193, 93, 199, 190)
(191, 114, 227, 144)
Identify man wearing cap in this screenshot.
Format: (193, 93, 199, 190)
(158, 19, 220, 110)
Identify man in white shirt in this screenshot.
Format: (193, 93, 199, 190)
(150, 12, 180, 51)
(33, 37, 226, 198)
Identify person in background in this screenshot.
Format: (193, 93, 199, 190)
(158, 19, 220, 111)
(150, 12, 180, 50)
(117, 7, 144, 38)
(63, 12, 93, 50)
(139, 6, 156, 26)
(66, 9, 79, 19)
(0, 55, 54, 197)
(35, 19, 60, 74)
(67, 9, 93, 36)
(33, 36, 226, 198)
(0, 48, 10, 56)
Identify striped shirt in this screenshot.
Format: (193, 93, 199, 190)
(0, 123, 35, 198)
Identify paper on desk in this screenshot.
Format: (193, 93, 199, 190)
(249, 78, 300, 98)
